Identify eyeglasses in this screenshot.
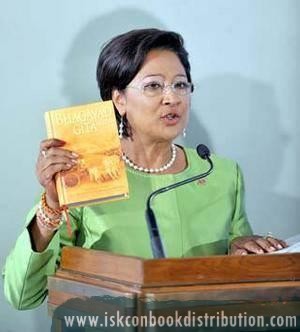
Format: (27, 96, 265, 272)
(126, 80, 194, 97)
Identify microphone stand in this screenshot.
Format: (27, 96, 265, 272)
(145, 150, 214, 258)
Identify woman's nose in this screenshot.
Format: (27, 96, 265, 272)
(161, 87, 181, 104)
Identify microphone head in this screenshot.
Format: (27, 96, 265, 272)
(196, 144, 211, 159)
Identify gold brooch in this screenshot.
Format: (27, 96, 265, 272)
(197, 179, 207, 185)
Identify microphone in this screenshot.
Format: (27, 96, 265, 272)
(145, 144, 214, 258)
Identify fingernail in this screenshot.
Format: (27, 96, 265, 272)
(66, 163, 72, 167)
(269, 246, 276, 251)
(258, 249, 264, 254)
(241, 252, 247, 255)
(277, 244, 283, 249)
(71, 159, 77, 164)
(55, 139, 65, 144)
(71, 152, 79, 157)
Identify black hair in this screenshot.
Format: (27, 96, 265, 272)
(96, 28, 192, 137)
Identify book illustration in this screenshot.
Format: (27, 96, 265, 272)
(62, 147, 122, 188)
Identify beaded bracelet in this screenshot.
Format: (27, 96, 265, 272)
(41, 192, 62, 217)
(38, 192, 72, 236)
(36, 203, 63, 231)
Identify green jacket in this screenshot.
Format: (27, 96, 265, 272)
(2, 147, 252, 310)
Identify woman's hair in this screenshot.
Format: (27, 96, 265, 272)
(96, 28, 192, 137)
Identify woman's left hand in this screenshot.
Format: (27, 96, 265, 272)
(230, 235, 288, 255)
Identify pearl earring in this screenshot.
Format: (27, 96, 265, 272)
(182, 128, 187, 138)
(118, 117, 124, 138)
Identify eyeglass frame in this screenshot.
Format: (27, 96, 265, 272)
(126, 80, 194, 97)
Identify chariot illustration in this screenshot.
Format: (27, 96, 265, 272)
(61, 145, 122, 188)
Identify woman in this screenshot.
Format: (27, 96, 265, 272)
(3, 28, 286, 310)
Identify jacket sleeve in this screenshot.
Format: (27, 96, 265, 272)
(2, 205, 82, 310)
(228, 164, 253, 243)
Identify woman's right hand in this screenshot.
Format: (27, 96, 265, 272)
(36, 138, 78, 209)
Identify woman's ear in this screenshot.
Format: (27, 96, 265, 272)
(112, 89, 126, 117)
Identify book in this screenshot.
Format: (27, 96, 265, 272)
(45, 101, 129, 207)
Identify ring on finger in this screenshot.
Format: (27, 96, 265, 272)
(264, 232, 274, 240)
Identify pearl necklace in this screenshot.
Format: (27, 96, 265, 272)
(122, 144, 177, 173)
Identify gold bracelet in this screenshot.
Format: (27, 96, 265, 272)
(36, 202, 63, 231)
(41, 192, 62, 217)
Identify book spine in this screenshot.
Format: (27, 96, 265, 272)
(44, 112, 67, 207)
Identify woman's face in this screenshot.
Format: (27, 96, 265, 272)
(116, 49, 191, 143)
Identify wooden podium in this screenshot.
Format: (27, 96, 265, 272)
(48, 247, 300, 331)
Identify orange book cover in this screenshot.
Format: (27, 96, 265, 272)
(44, 101, 129, 207)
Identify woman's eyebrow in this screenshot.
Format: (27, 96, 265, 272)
(142, 74, 164, 79)
(142, 73, 187, 79)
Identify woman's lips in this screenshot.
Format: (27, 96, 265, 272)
(160, 113, 180, 126)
